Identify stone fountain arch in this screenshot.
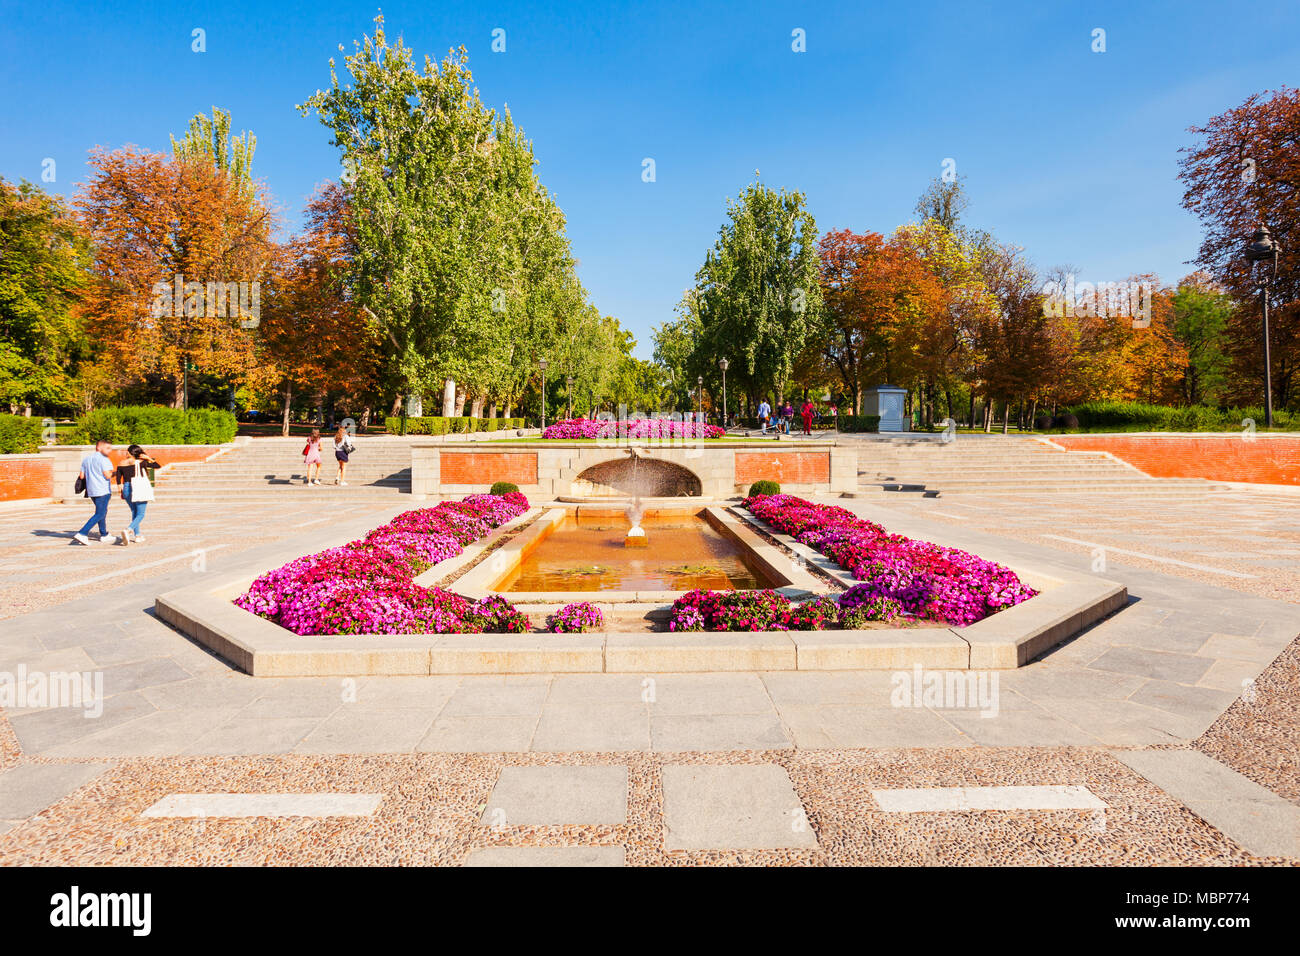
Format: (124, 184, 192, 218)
(570, 456, 703, 497)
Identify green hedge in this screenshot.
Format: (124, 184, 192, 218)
(836, 415, 882, 433)
(71, 406, 238, 445)
(400, 416, 525, 436)
(1056, 401, 1297, 433)
(0, 415, 44, 454)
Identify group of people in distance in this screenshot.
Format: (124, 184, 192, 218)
(756, 398, 827, 436)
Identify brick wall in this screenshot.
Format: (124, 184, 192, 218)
(1053, 435, 1300, 485)
(0, 455, 55, 502)
(440, 451, 538, 486)
(734, 451, 830, 485)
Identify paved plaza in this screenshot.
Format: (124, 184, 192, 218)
(0, 478, 1297, 865)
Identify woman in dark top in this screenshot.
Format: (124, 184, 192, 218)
(114, 444, 159, 545)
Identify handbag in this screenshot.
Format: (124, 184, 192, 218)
(74, 475, 86, 496)
(128, 461, 155, 502)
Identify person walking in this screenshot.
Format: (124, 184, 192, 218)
(333, 425, 355, 486)
(115, 444, 159, 544)
(73, 439, 117, 545)
(757, 399, 771, 435)
(303, 429, 322, 485)
(801, 399, 815, 436)
(782, 401, 794, 435)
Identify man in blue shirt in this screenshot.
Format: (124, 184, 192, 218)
(758, 399, 771, 434)
(73, 439, 118, 545)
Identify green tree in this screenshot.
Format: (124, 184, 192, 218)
(682, 180, 824, 407)
(171, 106, 257, 195)
(301, 16, 582, 417)
(0, 178, 89, 411)
(1170, 273, 1233, 405)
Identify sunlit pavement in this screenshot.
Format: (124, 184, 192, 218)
(0, 483, 1297, 865)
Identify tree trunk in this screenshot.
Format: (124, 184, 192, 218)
(968, 392, 975, 429)
(453, 387, 466, 417)
(390, 394, 403, 417)
(1002, 401, 1010, 435)
(983, 400, 992, 433)
(470, 396, 483, 418)
(281, 380, 292, 437)
(360, 406, 371, 433)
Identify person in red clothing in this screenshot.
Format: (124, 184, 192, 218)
(801, 400, 814, 435)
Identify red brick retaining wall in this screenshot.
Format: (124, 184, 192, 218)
(441, 451, 538, 486)
(734, 451, 830, 485)
(0, 456, 54, 501)
(1052, 435, 1300, 485)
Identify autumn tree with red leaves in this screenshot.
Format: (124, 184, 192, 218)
(74, 147, 274, 407)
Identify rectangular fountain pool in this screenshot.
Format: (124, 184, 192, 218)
(494, 509, 775, 593)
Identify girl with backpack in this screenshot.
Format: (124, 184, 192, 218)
(333, 425, 355, 486)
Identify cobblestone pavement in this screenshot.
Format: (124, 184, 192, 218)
(0, 484, 1296, 865)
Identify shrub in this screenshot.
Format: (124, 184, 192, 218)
(468, 594, 532, 634)
(0, 415, 45, 454)
(401, 415, 519, 435)
(1033, 414, 1053, 432)
(748, 480, 781, 497)
(836, 415, 881, 433)
(1051, 413, 1080, 430)
(75, 406, 236, 445)
(1053, 401, 1298, 433)
(785, 595, 840, 630)
(667, 588, 792, 632)
(489, 481, 521, 495)
(839, 596, 903, 628)
(547, 601, 604, 633)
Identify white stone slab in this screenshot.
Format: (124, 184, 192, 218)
(141, 792, 384, 818)
(871, 785, 1106, 812)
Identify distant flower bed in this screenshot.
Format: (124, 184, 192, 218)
(234, 492, 531, 635)
(542, 417, 725, 440)
(743, 493, 1037, 626)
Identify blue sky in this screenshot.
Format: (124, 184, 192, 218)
(3, 0, 1298, 357)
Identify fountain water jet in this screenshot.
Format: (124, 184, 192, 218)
(625, 449, 648, 547)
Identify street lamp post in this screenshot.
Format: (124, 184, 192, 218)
(1245, 226, 1281, 430)
(718, 358, 729, 430)
(538, 358, 549, 429)
(697, 375, 704, 425)
(566, 375, 574, 419)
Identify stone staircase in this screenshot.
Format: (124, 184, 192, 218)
(853, 435, 1232, 497)
(151, 437, 415, 501)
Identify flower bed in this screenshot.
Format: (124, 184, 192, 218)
(235, 492, 532, 635)
(546, 601, 604, 633)
(666, 588, 904, 632)
(541, 417, 725, 440)
(743, 493, 1037, 626)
